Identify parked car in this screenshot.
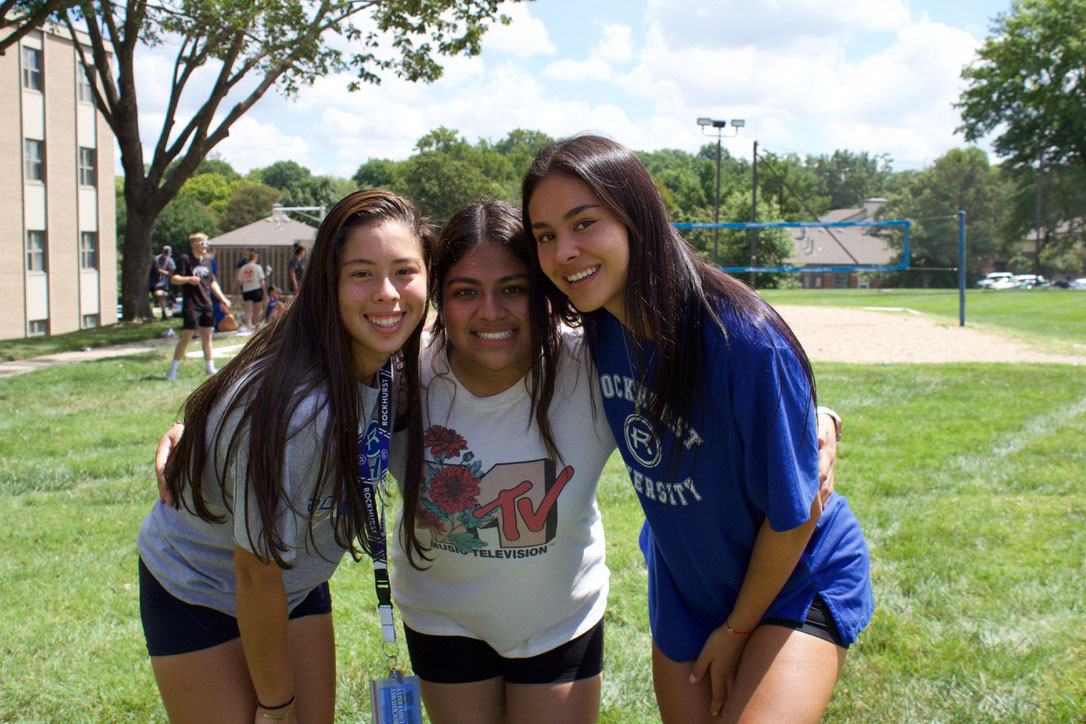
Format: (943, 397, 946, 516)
(1069, 277, 1086, 290)
(977, 272, 1014, 288)
(1013, 274, 1049, 289)
(989, 275, 1021, 290)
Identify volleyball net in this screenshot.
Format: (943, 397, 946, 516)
(673, 219, 911, 274)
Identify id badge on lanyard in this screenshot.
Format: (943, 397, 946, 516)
(360, 360, 422, 724)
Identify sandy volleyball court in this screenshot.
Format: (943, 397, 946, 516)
(775, 305, 1085, 365)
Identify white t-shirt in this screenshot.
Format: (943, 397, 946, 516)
(389, 329, 616, 658)
(239, 261, 265, 292)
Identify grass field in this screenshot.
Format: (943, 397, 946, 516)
(1, 295, 1083, 721)
(761, 288, 1086, 348)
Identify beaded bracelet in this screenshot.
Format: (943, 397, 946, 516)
(256, 694, 295, 721)
(724, 618, 754, 636)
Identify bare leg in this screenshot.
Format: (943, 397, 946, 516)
(723, 625, 845, 723)
(198, 326, 214, 363)
(150, 613, 336, 723)
(150, 637, 256, 723)
(651, 628, 846, 724)
(418, 677, 505, 724)
(652, 641, 716, 724)
(505, 675, 601, 724)
(173, 328, 195, 361)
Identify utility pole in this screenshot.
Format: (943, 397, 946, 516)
(1034, 154, 1043, 277)
(750, 140, 758, 287)
(696, 118, 744, 266)
(713, 133, 722, 264)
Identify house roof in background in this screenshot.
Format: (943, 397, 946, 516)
(208, 215, 317, 247)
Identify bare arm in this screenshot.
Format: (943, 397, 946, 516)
(816, 411, 839, 504)
(234, 545, 296, 722)
(690, 494, 823, 716)
(211, 279, 231, 308)
(155, 423, 185, 506)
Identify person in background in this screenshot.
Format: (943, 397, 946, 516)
(167, 233, 231, 380)
(149, 245, 176, 319)
(289, 242, 306, 295)
(233, 247, 254, 295)
(238, 250, 267, 331)
(265, 285, 283, 321)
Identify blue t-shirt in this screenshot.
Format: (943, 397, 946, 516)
(592, 307, 874, 662)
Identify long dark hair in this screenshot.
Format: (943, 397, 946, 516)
(427, 199, 562, 458)
(521, 134, 816, 437)
(165, 189, 431, 569)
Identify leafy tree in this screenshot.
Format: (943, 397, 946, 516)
(0, 0, 72, 54)
(151, 195, 220, 252)
(257, 160, 312, 191)
(353, 158, 404, 189)
(178, 172, 233, 210)
(218, 180, 280, 232)
(957, 0, 1086, 170)
(807, 150, 892, 209)
(880, 148, 1009, 286)
(755, 152, 829, 220)
(59, 0, 519, 320)
(1004, 163, 1086, 275)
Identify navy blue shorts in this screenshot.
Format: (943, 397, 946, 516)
(403, 619, 604, 685)
(139, 557, 332, 657)
(762, 595, 846, 648)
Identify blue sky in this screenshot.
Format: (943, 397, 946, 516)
(133, 0, 1012, 177)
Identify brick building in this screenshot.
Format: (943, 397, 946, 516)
(1, 24, 116, 339)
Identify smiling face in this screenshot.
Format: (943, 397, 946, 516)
(337, 220, 427, 383)
(528, 173, 630, 321)
(441, 243, 533, 397)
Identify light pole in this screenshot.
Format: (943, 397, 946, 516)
(697, 117, 745, 265)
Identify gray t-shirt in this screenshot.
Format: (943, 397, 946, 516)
(138, 378, 381, 617)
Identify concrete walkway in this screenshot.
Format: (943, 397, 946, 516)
(0, 338, 175, 379)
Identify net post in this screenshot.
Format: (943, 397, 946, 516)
(958, 210, 966, 327)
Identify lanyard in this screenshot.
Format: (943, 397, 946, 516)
(357, 360, 398, 666)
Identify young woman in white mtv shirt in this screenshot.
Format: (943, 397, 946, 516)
(157, 198, 842, 724)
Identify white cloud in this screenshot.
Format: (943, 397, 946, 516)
(483, 2, 556, 57)
(597, 25, 634, 63)
(214, 117, 311, 172)
(542, 57, 613, 82)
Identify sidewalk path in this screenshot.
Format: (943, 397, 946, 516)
(0, 338, 174, 379)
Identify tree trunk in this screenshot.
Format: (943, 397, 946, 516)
(121, 202, 155, 321)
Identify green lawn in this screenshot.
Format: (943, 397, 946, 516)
(1, 348, 1082, 721)
(761, 288, 1086, 348)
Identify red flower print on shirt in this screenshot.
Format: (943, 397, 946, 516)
(429, 465, 480, 514)
(424, 425, 468, 460)
(417, 506, 447, 536)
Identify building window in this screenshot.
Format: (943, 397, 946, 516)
(28, 319, 48, 336)
(81, 314, 99, 329)
(21, 46, 42, 91)
(80, 231, 97, 269)
(25, 139, 45, 182)
(79, 147, 97, 187)
(833, 273, 849, 289)
(26, 231, 47, 272)
(77, 64, 94, 103)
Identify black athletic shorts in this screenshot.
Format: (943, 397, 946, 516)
(403, 619, 604, 685)
(138, 558, 332, 657)
(762, 595, 846, 648)
(242, 288, 264, 303)
(181, 303, 214, 330)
